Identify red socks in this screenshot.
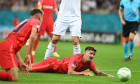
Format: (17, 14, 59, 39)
(0, 71, 13, 81)
(33, 39, 39, 51)
(54, 46, 57, 53)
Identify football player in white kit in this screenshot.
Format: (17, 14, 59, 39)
(44, 0, 82, 59)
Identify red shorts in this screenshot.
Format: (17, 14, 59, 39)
(32, 57, 59, 72)
(37, 17, 54, 36)
(0, 39, 17, 70)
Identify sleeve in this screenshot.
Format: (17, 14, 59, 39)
(139, 1, 140, 10)
(68, 55, 78, 70)
(53, 0, 57, 9)
(31, 20, 41, 32)
(119, 0, 124, 9)
(89, 61, 97, 71)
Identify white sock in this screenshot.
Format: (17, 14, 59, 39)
(73, 44, 81, 54)
(44, 42, 56, 59)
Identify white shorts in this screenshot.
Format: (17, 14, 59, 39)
(52, 18, 82, 38)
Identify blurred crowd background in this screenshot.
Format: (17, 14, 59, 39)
(1, 0, 140, 45)
(0, 0, 120, 14)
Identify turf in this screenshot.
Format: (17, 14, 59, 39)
(0, 39, 140, 84)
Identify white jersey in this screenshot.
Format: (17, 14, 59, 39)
(58, 0, 81, 18)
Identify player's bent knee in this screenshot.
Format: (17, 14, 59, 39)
(6, 67, 18, 81)
(129, 37, 134, 41)
(72, 39, 79, 45)
(51, 39, 58, 44)
(72, 41, 79, 45)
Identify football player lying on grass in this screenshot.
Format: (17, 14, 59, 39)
(29, 46, 114, 77)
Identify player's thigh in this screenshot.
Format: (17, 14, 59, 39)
(46, 22, 54, 36)
(129, 21, 139, 40)
(129, 33, 135, 41)
(5, 67, 18, 81)
(69, 19, 82, 38)
(0, 41, 17, 70)
(52, 21, 69, 36)
(31, 58, 58, 72)
(122, 22, 130, 37)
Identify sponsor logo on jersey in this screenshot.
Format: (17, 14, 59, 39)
(38, 23, 41, 25)
(133, 8, 137, 12)
(43, 5, 53, 9)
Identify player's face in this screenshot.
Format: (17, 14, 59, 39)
(35, 13, 43, 23)
(38, 13, 43, 23)
(85, 50, 96, 62)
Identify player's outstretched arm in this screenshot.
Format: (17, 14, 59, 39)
(26, 28, 37, 67)
(16, 52, 29, 75)
(68, 66, 94, 76)
(93, 68, 114, 77)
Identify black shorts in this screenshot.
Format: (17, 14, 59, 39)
(122, 20, 139, 37)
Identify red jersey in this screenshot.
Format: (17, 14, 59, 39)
(38, 0, 57, 17)
(57, 54, 97, 73)
(7, 18, 40, 52)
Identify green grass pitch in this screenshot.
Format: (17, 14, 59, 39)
(0, 39, 140, 84)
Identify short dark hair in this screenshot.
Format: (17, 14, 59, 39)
(85, 46, 97, 52)
(30, 8, 43, 16)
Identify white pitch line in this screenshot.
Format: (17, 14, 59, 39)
(100, 70, 140, 72)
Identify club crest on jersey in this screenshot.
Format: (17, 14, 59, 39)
(38, 23, 41, 25)
(72, 61, 77, 68)
(133, 8, 137, 12)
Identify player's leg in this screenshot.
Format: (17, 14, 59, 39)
(50, 35, 60, 57)
(128, 33, 135, 57)
(0, 67, 17, 81)
(122, 21, 130, 60)
(44, 20, 69, 59)
(29, 57, 58, 72)
(5, 67, 18, 81)
(0, 42, 18, 81)
(44, 35, 60, 59)
(72, 37, 81, 54)
(46, 21, 60, 57)
(128, 21, 139, 59)
(123, 37, 129, 59)
(70, 19, 82, 54)
(0, 71, 13, 81)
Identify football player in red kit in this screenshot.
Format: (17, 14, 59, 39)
(29, 46, 114, 77)
(25, 0, 59, 60)
(0, 9, 43, 81)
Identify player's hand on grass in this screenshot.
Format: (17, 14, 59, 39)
(20, 63, 29, 76)
(83, 72, 94, 76)
(25, 54, 31, 67)
(107, 74, 114, 77)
